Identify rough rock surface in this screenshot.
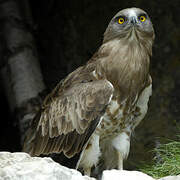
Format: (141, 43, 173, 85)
(0, 152, 180, 180)
(159, 176, 180, 180)
(102, 169, 155, 180)
(0, 152, 94, 180)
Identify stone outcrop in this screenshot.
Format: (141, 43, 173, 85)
(0, 152, 94, 180)
(0, 152, 179, 180)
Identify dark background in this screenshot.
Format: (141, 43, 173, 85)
(0, 0, 180, 169)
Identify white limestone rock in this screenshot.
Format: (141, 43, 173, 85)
(0, 152, 94, 180)
(102, 169, 155, 180)
(159, 176, 180, 180)
(1, 151, 179, 180)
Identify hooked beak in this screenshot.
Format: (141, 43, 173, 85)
(130, 16, 137, 25)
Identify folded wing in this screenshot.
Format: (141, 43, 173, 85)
(23, 79, 114, 158)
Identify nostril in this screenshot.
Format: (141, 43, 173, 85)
(130, 17, 137, 24)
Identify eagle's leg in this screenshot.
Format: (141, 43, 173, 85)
(111, 131, 131, 170)
(117, 151, 123, 170)
(79, 134, 101, 176)
(83, 167, 91, 176)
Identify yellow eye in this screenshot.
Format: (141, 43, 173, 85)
(118, 17, 125, 24)
(139, 15, 146, 22)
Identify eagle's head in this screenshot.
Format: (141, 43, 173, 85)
(103, 7, 155, 43)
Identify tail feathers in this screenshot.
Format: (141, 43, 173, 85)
(22, 127, 36, 155)
(22, 111, 41, 155)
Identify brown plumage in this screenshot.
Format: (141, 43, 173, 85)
(23, 7, 155, 176)
(24, 72, 114, 156)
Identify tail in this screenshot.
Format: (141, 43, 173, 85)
(22, 111, 41, 155)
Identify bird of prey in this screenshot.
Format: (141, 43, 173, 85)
(23, 7, 155, 176)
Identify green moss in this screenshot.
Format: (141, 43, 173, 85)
(139, 136, 180, 179)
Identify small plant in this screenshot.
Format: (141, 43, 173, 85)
(139, 136, 180, 179)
